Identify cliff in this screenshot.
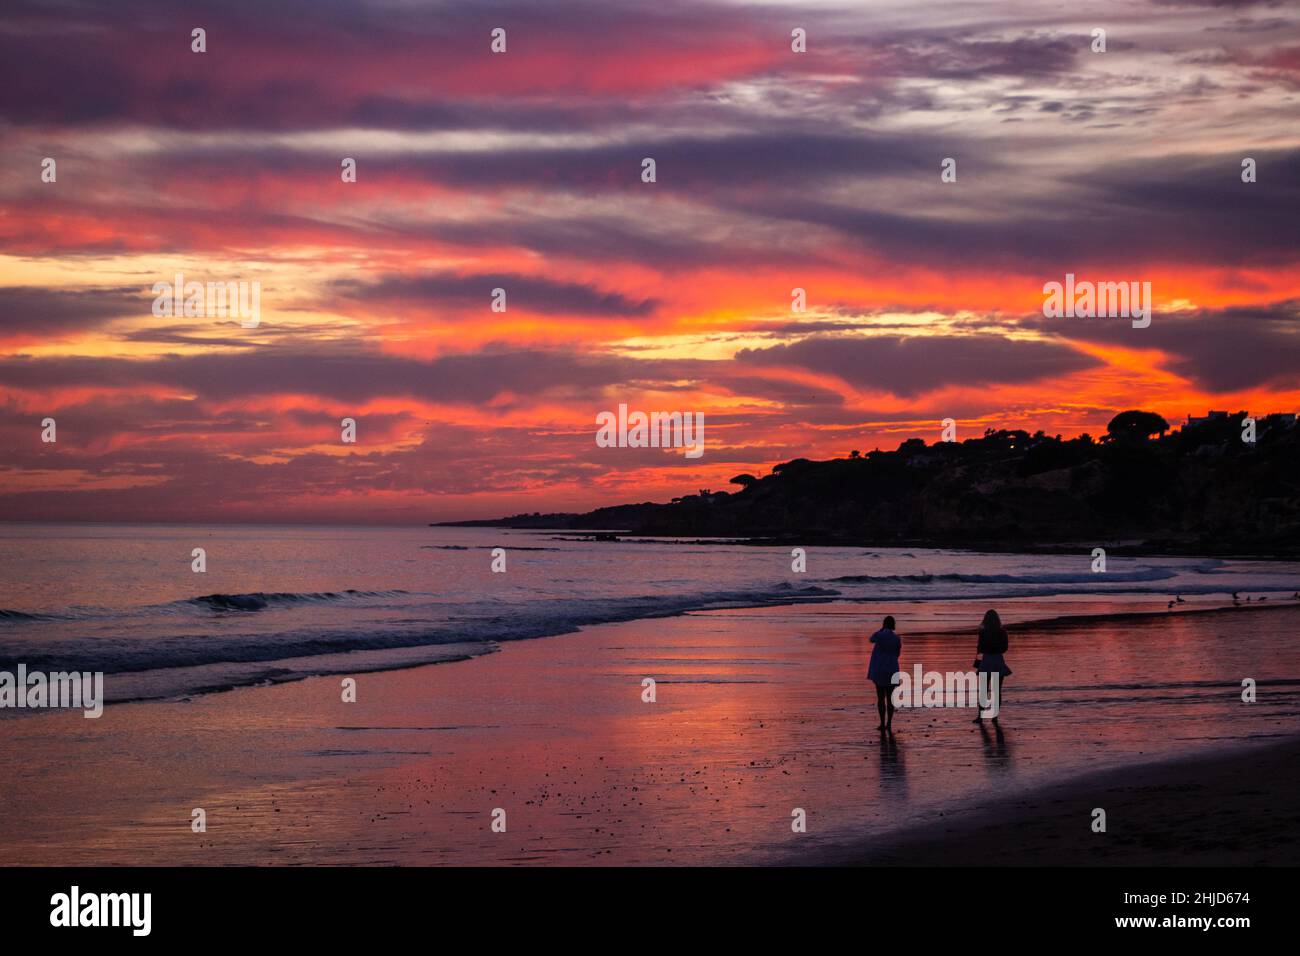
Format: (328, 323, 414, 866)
(440, 413, 1300, 557)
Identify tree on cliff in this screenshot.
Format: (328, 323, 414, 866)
(1106, 410, 1169, 442)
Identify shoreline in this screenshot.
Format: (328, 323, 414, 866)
(898, 598, 1300, 639)
(434, 525, 1300, 561)
(81, 598, 1300, 712)
(805, 735, 1300, 866)
(2, 600, 1297, 865)
(3, 595, 1296, 713)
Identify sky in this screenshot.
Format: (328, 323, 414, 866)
(1, 0, 1298, 524)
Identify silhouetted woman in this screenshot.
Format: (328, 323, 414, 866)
(973, 609, 1012, 722)
(867, 615, 902, 733)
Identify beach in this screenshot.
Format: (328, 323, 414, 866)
(811, 733, 1300, 868)
(2, 594, 1298, 866)
(815, 736, 1300, 866)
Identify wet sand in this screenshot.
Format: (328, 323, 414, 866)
(813, 736, 1300, 865)
(1, 600, 1298, 865)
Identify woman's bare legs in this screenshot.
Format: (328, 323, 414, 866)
(876, 684, 896, 732)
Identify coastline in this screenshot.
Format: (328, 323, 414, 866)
(433, 525, 1300, 561)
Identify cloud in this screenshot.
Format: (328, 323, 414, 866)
(0, 345, 714, 406)
(0, 286, 148, 335)
(0, 0, 824, 130)
(2, 0, 1298, 521)
(1036, 300, 1300, 392)
(736, 334, 1100, 397)
(332, 273, 657, 317)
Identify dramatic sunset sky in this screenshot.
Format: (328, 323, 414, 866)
(1, 0, 1298, 523)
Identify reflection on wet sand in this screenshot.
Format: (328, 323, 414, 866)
(977, 720, 1012, 776)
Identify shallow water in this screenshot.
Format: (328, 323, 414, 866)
(2, 523, 1297, 702)
(1, 596, 1296, 865)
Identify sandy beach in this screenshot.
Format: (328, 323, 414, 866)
(814, 736, 1300, 866)
(2, 597, 1297, 866)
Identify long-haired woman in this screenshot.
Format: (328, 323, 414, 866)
(973, 609, 1012, 722)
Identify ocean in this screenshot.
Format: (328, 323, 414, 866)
(2, 523, 1298, 707)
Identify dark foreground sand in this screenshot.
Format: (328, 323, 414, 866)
(813, 736, 1300, 866)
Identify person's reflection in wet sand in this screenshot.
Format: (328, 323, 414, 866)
(877, 728, 909, 796)
(976, 717, 1012, 776)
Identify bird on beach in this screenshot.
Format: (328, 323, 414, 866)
(1175, 595, 1185, 603)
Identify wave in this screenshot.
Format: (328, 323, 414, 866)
(2, 557, 1293, 708)
(0, 608, 55, 623)
(182, 589, 410, 612)
(1, 591, 413, 622)
(829, 569, 1182, 585)
(420, 545, 566, 552)
(0, 583, 841, 690)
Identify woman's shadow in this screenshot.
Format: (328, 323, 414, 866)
(877, 729, 908, 795)
(975, 719, 1012, 776)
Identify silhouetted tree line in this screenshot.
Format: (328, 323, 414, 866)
(445, 410, 1300, 556)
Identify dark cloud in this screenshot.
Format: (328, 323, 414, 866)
(333, 273, 657, 317)
(0, 346, 709, 406)
(726, 147, 1300, 269)
(880, 35, 1084, 80)
(0, 286, 147, 334)
(0, 2, 1110, 134)
(137, 127, 942, 193)
(712, 374, 846, 407)
(735, 334, 1100, 397)
(1031, 300, 1300, 392)
(0, 0, 819, 130)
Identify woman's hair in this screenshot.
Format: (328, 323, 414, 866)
(981, 609, 1003, 632)
(883, 615, 896, 630)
